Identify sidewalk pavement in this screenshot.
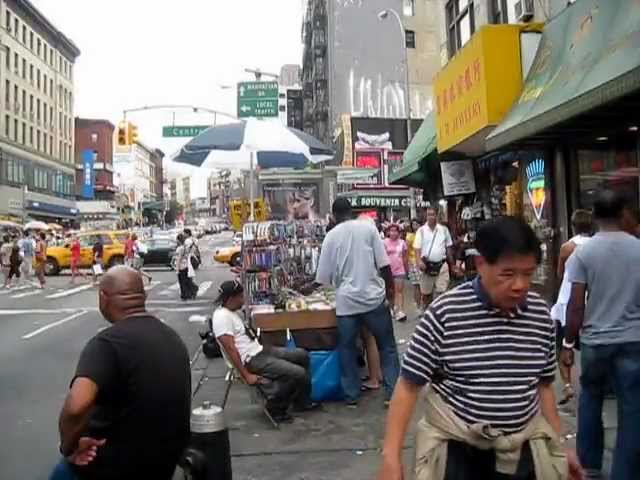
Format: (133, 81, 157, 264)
(186, 303, 617, 479)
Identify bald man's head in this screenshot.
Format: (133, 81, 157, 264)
(99, 266, 147, 323)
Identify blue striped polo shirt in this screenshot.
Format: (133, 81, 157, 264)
(401, 278, 556, 433)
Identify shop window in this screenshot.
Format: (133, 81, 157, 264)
(7, 158, 25, 184)
(446, 0, 475, 57)
(405, 30, 416, 49)
(578, 149, 639, 210)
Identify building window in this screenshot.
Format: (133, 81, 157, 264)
(446, 0, 475, 57)
(13, 18, 18, 37)
(43, 133, 47, 152)
(21, 58, 26, 79)
(29, 64, 33, 84)
(37, 99, 41, 122)
(7, 158, 25, 184)
(37, 38, 41, 57)
(49, 135, 53, 155)
(43, 104, 47, 125)
(49, 79, 53, 97)
(13, 53, 18, 72)
(13, 85, 18, 106)
(491, 0, 508, 23)
(5, 47, 9, 70)
(405, 29, 416, 49)
(403, 0, 415, 16)
(5, 10, 10, 32)
(91, 133, 98, 143)
(4, 80, 9, 106)
(21, 25, 26, 44)
(29, 126, 33, 145)
(37, 69, 41, 90)
(43, 74, 47, 94)
(44, 44, 48, 64)
(4, 115, 9, 138)
(37, 130, 41, 151)
(22, 122, 26, 144)
(14, 118, 18, 142)
(30, 31, 34, 51)
(29, 94, 34, 116)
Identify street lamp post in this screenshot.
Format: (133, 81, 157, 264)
(378, 8, 416, 218)
(378, 8, 412, 145)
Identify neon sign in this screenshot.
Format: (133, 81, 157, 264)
(526, 158, 546, 221)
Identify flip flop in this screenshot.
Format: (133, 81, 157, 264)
(361, 383, 381, 392)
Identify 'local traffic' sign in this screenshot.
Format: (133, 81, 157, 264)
(237, 81, 279, 118)
(162, 125, 210, 138)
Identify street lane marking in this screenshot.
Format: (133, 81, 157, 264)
(197, 281, 212, 297)
(159, 281, 180, 296)
(0, 308, 91, 315)
(22, 310, 87, 339)
(46, 284, 93, 299)
(0, 284, 31, 295)
(145, 280, 161, 291)
(169, 282, 179, 290)
(11, 289, 42, 299)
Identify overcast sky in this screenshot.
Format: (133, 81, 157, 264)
(31, 0, 305, 192)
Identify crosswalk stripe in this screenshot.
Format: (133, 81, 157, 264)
(169, 282, 179, 290)
(11, 289, 42, 299)
(46, 284, 93, 299)
(159, 281, 179, 296)
(0, 284, 31, 295)
(196, 281, 212, 297)
(145, 280, 161, 291)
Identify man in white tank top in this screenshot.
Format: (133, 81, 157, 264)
(551, 209, 593, 405)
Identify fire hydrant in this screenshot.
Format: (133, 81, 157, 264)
(180, 401, 232, 480)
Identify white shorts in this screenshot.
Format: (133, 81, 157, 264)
(419, 263, 450, 297)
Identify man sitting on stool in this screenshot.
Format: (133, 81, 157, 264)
(211, 280, 319, 423)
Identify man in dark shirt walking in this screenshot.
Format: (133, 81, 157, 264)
(51, 266, 191, 479)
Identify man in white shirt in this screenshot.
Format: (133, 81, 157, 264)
(413, 206, 455, 308)
(314, 198, 399, 407)
(211, 280, 318, 423)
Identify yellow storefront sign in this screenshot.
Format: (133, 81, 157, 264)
(435, 25, 530, 154)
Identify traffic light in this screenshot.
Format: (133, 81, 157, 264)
(117, 122, 128, 146)
(127, 122, 139, 145)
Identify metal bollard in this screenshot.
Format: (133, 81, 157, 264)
(180, 401, 232, 480)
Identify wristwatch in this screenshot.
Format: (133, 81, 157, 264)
(562, 338, 575, 349)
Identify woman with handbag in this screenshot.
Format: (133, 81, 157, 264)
(91, 237, 104, 285)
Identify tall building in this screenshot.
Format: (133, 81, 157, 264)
(113, 142, 157, 212)
(301, 0, 442, 145)
(0, 0, 80, 222)
(74, 118, 116, 201)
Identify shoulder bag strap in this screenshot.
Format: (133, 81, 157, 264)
(425, 226, 439, 261)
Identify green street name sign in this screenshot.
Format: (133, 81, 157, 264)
(238, 81, 279, 118)
(162, 125, 210, 137)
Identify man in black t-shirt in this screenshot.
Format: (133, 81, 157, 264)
(52, 266, 191, 480)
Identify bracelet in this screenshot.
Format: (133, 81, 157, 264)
(562, 338, 575, 349)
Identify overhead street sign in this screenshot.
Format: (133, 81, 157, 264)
(237, 81, 279, 118)
(162, 125, 210, 137)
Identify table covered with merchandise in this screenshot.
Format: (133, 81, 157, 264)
(241, 221, 337, 350)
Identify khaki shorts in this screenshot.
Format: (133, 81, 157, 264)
(419, 263, 450, 296)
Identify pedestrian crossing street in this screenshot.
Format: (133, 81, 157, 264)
(0, 279, 214, 301)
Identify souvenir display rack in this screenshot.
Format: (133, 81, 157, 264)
(242, 221, 336, 331)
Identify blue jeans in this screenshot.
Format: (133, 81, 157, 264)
(336, 302, 400, 402)
(49, 460, 77, 480)
(578, 342, 640, 480)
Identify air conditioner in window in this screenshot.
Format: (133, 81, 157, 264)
(515, 0, 535, 21)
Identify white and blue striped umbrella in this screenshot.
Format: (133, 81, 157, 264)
(172, 118, 334, 170)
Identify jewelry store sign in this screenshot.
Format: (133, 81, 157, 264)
(440, 160, 476, 196)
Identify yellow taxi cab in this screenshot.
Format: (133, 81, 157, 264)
(45, 230, 128, 275)
(213, 245, 241, 267)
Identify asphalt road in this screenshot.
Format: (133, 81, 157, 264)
(0, 232, 235, 480)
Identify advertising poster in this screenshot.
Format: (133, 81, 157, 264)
(354, 150, 383, 187)
(263, 183, 320, 221)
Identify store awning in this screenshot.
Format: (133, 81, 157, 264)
(487, 0, 640, 150)
(389, 113, 437, 187)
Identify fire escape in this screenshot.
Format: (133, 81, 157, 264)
(301, 0, 329, 145)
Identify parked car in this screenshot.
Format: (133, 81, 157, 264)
(45, 231, 127, 276)
(214, 245, 241, 267)
(141, 238, 178, 269)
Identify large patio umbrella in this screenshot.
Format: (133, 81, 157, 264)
(172, 119, 334, 218)
(24, 220, 49, 230)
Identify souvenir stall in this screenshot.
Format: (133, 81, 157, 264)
(241, 221, 336, 350)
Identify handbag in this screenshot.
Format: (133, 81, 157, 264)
(92, 263, 103, 275)
(421, 227, 444, 277)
